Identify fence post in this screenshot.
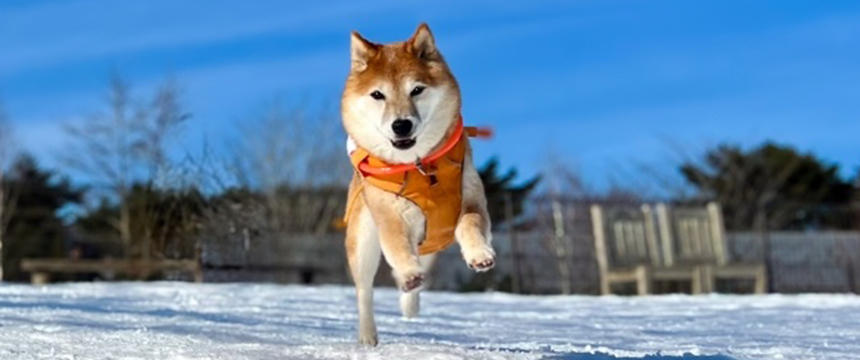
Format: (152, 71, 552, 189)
(551, 200, 572, 295)
(591, 205, 610, 295)
(504, 193, 521, 294)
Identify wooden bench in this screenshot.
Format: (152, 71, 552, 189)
(657, 203, 767, 294)
(591, 204, 704, 295)
(592, 202, 767, 295)
(20, 258, 203, 284)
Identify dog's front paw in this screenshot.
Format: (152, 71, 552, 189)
(358, 331, 378, 346)
(463, 243, 496, 272)
(398, 270, 425, 292)
(358, 315, 378, 346)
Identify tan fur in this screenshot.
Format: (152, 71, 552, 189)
(342, 23, 494, 346)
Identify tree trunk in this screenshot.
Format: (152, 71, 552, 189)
(120, 196, 132, 258)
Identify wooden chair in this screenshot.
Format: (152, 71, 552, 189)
(591, 204, 703, 295)
(656, 202, 767, 294)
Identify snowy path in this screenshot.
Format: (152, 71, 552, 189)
(0, 283, 858, 359)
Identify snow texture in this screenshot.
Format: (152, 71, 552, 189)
(0, 282, 858, 359)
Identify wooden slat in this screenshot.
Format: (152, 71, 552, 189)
(712, 264, 766, 278)
(651, 267, 698, 280)
(20, 259, 200, 273)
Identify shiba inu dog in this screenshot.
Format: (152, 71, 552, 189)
(340, 23, 495, 346)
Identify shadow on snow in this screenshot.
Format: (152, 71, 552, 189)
(545, 353, 734, 360)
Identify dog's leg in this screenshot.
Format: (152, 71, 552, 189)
(379, 221, 424, 292)
(346, 206, 381, 346)
(400, 253, 436, 318)
(456, 153, 496, 272)
(364, 187, 425, 292)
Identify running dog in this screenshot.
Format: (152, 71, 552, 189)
(340, 23, 495, 346)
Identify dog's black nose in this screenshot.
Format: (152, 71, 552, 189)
(391, 119, 413, 137)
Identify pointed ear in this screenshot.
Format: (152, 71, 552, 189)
(350, 31, 377, 72)
(408, 23, 439, 61)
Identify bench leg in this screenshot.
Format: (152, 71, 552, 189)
(696, 265, 715, 294)
(31, 272, 49, 285)
(754, 265, 768, 294)
(192, 268, 203, 283)
(600, 275, 611, 295)
(635, 266, 651, 295)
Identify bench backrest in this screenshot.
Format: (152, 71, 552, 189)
(591, 204, 662, 272)
(656, 202, 728, 266)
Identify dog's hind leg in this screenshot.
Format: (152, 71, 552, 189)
(346, 207, 381, 346)
(399, 253, 437, 318)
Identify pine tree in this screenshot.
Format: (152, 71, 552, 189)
(681, 142, 854, 230)
(478, 157, 540, 229)
(2, 155, 82, 281)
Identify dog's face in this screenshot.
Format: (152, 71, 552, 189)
(341, 23, 461, 164)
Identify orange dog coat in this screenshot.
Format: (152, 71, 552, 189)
(345, 122, 480, 255)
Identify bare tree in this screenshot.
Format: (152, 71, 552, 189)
(63, 75, 137, 254)
(137, 79, 192, 261)
(193, 100, 351, 278)
(230, 100, 349, 234)
(139, 78, 191, 187)
(537, 159, 586, 294)
(63, 74, 189, 259)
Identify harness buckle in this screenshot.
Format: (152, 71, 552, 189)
(414, 159, 430, 176)
(415, 159, 439, 186)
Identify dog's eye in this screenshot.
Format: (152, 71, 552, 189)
(370, 90, 385, 100)
(410, 86, 425, 97)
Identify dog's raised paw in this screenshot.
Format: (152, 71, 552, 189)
(464, 245, 496, 272)
(400, 273, 424, 292)
(470, 258, 495, 271)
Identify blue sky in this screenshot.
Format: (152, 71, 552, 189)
(1, 0, 859, 190)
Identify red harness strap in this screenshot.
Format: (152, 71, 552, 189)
(357, 117, 491, 177)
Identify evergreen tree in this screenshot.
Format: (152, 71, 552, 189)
(75, 184, 205, 261)
(1, 155, 82, 281)
(681, 142, 854, 230)
(478, 157, 540, 228)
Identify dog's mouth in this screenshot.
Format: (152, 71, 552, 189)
(391, 138, 416, 150)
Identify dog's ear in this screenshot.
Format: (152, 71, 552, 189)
(408, 23, 439, 61)
(350, 31, 377, 72)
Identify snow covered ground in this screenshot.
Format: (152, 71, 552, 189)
(0, 283, 858, 360)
